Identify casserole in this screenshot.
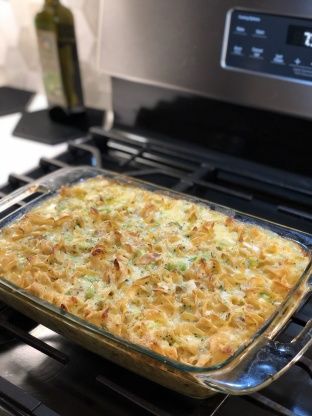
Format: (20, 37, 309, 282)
(0, 166, 311, 398)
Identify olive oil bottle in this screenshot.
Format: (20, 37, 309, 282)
(35, 0, 84, 113)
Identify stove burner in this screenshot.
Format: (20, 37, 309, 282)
(96, 374, 228, 416)
(0, 302, 37, 346)
(0, 303, 68, 364)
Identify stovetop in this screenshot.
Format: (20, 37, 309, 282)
(0, 127, 311, 416)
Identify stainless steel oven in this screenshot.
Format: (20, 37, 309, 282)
(99, 0, 312, 119)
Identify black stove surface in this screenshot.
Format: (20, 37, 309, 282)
(0, 128, 311, 416)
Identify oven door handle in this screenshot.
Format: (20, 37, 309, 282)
(197, 319, 312, 394)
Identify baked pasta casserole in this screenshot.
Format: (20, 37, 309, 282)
(0, 177, 309, 367)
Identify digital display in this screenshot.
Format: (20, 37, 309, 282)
(287, 25, 312, 48)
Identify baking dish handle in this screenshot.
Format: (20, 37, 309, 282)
(197, 319, 312, 394)
(308, 273, 312, 289)
(0, 185, 44, 216)
(0, 167, 94, 218)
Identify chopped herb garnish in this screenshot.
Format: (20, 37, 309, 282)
(248, 258, 258, 268)
(165, 263, 176, 271)
(189, 256, 198, 262)
(85, 285, 95, 300)
(260, 292, 270, 301)
(83, 275, 99, 282)
(165, 262, 187, 272)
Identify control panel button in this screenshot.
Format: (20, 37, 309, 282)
(253, 28, 266, 37)
(272, 54, 285, 65)
(294, 58, 301, 65)
(250, 47, 264, 59)
(232, 45, 244, 55)
(234, 25, 247, 35)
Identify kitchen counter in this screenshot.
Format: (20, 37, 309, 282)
(0, 95, 70, 185)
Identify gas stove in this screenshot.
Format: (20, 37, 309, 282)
(0, 127, 311, 415)
(2, 0, 312, 412)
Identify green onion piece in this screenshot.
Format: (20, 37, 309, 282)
(83, 275, 99, 282)
(260, 292, 270, 301)
(189, 256, 198, 262)
(177, 262, 187, 272)
(248, 258, 258, 268)
(165, 263, 176, 271)
(165, 262, 187, 272)
(85, 285, 95, 300)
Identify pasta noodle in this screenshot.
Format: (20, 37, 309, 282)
(0, 177, 309, 366)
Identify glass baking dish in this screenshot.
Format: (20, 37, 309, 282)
(0, 166, 311, 399)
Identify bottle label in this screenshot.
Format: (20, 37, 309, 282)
(37, 29, 66, 106)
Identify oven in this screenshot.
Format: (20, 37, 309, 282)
(1, 1, 311, 415)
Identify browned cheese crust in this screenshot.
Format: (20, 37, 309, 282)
(0, 177, 309, 366)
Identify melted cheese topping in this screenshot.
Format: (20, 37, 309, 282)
(0, 177, 309, 367)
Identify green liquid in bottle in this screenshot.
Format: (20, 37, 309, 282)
(35, 0, 84, 113)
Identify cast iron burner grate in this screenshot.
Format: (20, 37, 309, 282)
(0, 128, 311, 416)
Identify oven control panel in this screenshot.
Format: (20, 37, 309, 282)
(224, 10, 312, 83)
